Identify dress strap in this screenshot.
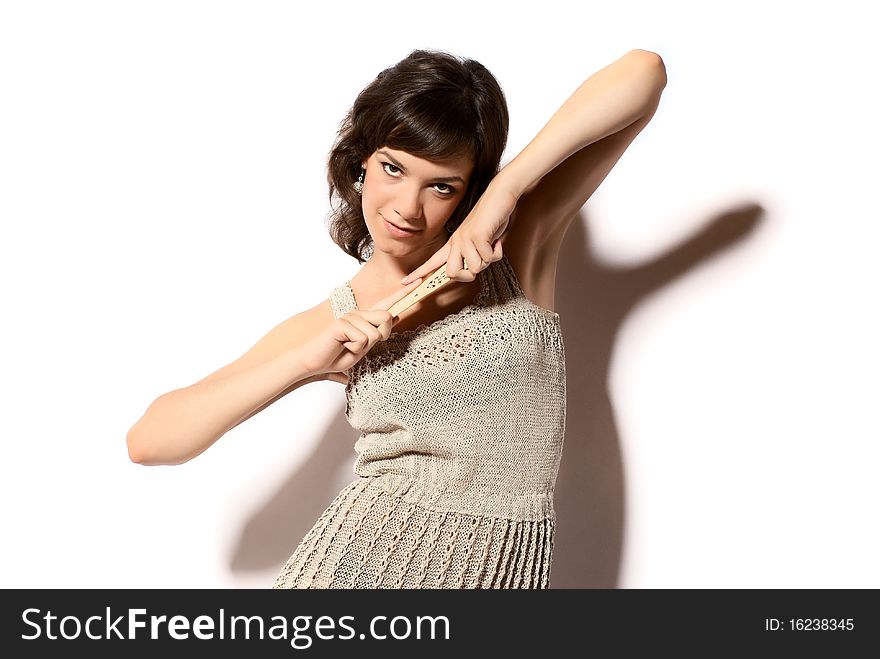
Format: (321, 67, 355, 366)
(329, 281, 358, 319)
(484, 254, 526, 305)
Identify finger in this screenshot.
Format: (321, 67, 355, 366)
(346, 314, 383, 344)
(460, 244, 483, 281)
(372, 276, 424, 312)
(337, 318, 369, 353)
(354, 308, 398, 339)
(400, 245, 449, 285)
(475, 240, 496, 266)
(492, 238, 503, 260)
(353, 278, 423, 340)
(447, 245, 478, 282)
(445, 245, 461, 280)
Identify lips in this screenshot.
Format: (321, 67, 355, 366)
(388, 219, 419, 232)
(381, 214, 421, 233)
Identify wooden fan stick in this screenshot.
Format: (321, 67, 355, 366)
(387, 261, 468, 318)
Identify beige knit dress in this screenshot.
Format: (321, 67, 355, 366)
(272, 254, 566, 589)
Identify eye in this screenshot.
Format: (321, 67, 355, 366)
(381, 161, 456, 195)
(381, 162, 402, 176)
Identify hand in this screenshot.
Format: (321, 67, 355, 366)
(299, 277, 424, 380)
(399, 181, 519, 285)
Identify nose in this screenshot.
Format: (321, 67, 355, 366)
(392, 184, 423, 224)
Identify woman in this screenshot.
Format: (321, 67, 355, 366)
(127, 48, 667, 588)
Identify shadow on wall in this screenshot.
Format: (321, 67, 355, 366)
(552, 202, 764, 587)
(228, 201, 765, 588)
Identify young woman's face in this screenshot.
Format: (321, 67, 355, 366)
(360, 147, 474, 253)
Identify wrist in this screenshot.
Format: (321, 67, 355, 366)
(493, 157, 539, 199)
(285, 346, 318, 383)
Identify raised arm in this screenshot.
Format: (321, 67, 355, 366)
(398, 49, 668, 287)
(497, 49, 667, 258)
(498, 49, 666, 200)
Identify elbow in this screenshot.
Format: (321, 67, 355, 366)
(629, 48, 663, 64)
(126, 395, 181, 466)
(125, 391, 215, 467)
(127, 427, 196, 467)
(629, 49, 667, 88)
(127, 403, 159, 464)
(126, 423, 173, 466)
(126, 433, 182, 466)
(126, 428, 149, 465)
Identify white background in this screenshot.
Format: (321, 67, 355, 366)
(2, 1, 877, 588)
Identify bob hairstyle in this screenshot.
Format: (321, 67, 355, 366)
(326, 49, 509, 263)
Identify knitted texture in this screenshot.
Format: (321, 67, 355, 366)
(273, 254, 566, 588)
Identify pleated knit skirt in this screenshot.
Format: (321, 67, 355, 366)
(272, 477, 555, 589)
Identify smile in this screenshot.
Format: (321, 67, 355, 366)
(383, 217, 421, 237)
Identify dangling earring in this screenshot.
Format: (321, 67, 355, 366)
(445, 220, 456, 234)
(353, 168, 365, 194)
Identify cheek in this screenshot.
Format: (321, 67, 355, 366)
(437, 199, 462, 222)
(426, 200, 458, 226)
(360, 188, 385, 234)
(361, 175, 386, 208)
(359, 184, 377, 215)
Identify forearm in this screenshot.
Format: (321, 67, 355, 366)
(496, 49, 667, 198)
(127, 347, 312, 466)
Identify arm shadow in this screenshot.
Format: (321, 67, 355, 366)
(226, 413, 360, 577)
(552, 201, 765, 587)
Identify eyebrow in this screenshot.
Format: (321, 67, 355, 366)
(377, 150, 466, 184)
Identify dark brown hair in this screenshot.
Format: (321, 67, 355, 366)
(326, 49, 509, 262)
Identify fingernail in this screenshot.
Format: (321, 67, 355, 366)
(400, 276, 410, 284)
